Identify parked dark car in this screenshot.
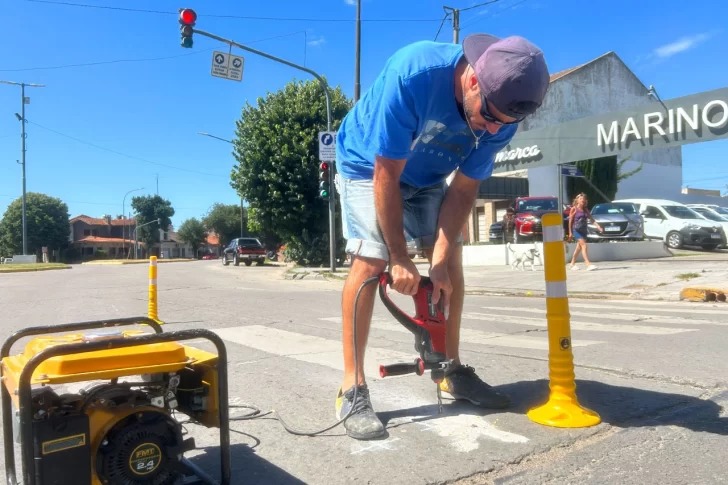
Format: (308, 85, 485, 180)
(587, 202, 645, 241)
(222, 237, 266, 266)
(489, 221, 505, 242)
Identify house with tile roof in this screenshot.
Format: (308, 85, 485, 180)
(69, 214, 139, 259)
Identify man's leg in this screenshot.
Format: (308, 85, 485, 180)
(335, 176, 389, 440)
(341, 255, 387, 390)
(411, 182, 510, 410)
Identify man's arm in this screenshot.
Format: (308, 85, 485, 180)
(374, 155, 408, 261)
(431, 170, 480, 267)
(374, 155, 421, 296)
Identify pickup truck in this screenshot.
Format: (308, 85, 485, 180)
(221, 237, 266, 267)
(513, 196, 562, 243)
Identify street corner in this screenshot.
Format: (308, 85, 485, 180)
(680, 286, 728, 302)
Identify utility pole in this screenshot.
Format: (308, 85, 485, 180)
(442, 6, 460, 44)
(452, 8, 460, 44)
(1, 80, 45, 256)
(354, 0, 361, 102)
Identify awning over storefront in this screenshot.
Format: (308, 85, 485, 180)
(492, 86, 728, 174)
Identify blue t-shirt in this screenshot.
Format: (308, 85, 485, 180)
(336, 41, 517, 188)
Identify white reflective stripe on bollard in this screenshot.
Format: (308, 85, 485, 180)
(543, 225, 563, 242)
(545, 281, 567, 298)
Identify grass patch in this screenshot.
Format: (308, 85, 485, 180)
(656, 282, 669, 287)
(0, 263, 70, 273)
(676, 272, 700, 281)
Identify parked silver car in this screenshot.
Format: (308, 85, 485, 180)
(587, 202, 645, 241)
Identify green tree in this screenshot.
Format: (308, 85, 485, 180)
(0, 193, 70, 257)
(131, 195, 174, 252)
(566, 155, 645, 207)
(203, 203, 246, 248)
(230, 77, 350, 265)
(177, 218, 208, 256)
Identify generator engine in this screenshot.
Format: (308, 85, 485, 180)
(1, 324, 228, 485)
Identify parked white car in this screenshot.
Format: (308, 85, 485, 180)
(613, 198, 725, 250)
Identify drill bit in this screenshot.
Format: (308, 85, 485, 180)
(436, 383, 443, 415)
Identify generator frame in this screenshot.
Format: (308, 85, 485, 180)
(1, 316, 232, 485)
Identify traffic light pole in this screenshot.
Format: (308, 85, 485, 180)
(191, 28, 336, 272)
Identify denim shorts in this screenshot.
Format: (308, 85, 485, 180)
(336, 174, 461, 261)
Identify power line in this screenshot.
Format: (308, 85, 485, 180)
(26, 121, 228, 178)
(0, 31, 307, 72)
(461, 0, 528, 30)
(460, 0, 502, 12)
(433, 12, 451, 41)
(27, 0, 442, 22)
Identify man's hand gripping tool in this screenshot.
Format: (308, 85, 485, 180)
(377, 272, 456, 414)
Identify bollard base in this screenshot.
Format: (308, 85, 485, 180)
(527, 397, 601, 428)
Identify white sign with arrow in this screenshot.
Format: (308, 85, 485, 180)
(211, 51, 244, 82)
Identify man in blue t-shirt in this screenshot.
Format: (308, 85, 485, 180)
(334, 33, 550, 440)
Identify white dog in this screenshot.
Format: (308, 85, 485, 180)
(507, 242, 541, 271)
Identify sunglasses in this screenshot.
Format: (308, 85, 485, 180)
(479, 92, 526, 126)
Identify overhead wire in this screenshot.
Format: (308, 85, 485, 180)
(26, 0, 443, 22)
(0, 30, 307, 72)
(26, 120, 228, 178)
(433, 12, 451, 41)
(461, 0, 528, 30)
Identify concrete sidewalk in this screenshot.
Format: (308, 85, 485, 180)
(286, 251, 728, 302)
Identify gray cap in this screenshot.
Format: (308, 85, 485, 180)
(463, 33, 550, 119)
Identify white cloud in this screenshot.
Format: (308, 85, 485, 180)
(653, 32, 714, 58)
(307, 36, 326, 47)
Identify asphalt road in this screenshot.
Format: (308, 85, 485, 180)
(0, 261, 726, 485)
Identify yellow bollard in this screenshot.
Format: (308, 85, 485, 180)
(148, 256, 160, 322)
(526, 213, 600, 428)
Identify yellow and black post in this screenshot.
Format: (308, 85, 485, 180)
(148, 256, 160, 323)
(526, 213, 600, 428)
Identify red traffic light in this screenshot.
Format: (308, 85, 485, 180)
(320, 162, 329, 170)
(179, 8, 197, 25)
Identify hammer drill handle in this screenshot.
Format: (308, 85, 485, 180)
(379, 359, 425, 378)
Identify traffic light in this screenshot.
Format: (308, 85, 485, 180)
(179, 8, 197, 48)
(319, 161, 330, 200)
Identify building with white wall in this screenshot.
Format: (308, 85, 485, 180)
(468, 51, 726, 243)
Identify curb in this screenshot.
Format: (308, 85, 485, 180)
(82, 259, 197, 265)
(0, 266, 71, 274)
(680, 286, 728, 302)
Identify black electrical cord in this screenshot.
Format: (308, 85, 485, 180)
(198, 275, 380, 436)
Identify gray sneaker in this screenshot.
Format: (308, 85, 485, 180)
(440, 364, 511, 409)
(335, 385, 386, 440)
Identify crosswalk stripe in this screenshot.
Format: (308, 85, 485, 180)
(318, 317, 604, 349)
(568, 301, 728, 316)
(463, 312, 697, 335)
(211, 324, 531, 448)
(478, 305, 728, 326)
(212, 325, 413, 381)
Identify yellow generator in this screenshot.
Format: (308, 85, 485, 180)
(1, 317, 231, 485)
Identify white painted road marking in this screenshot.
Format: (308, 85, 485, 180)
(318, 317, 604, 349)
(212, 325, 413, 381)
(568, 301, 728, 318)
(350, 438, 400, 455)
(212, 325, 531, 449)
(462, 312, 697, 335)
(478, 305, 728, 326)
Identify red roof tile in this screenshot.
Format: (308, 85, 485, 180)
(206, 233, 219, 245)
(75, 236, 144, 245)
(70, 214, 135, 226)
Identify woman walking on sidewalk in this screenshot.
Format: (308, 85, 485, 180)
(568, 192, 603, 271)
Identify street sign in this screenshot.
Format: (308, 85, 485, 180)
(561, 165, 584, 177)
(211, 51, 244, 82)
(318, 131, 336, 162)
(23, 97, 30, 105)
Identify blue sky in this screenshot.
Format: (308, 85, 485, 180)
(1, 0, 726, 227)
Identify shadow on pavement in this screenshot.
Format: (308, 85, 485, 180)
(377, 380, 727, 436)
(189, 443, 307, 485)
(500, 379, 728, 435)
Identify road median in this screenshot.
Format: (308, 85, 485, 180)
(0, 263, 71, 273)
